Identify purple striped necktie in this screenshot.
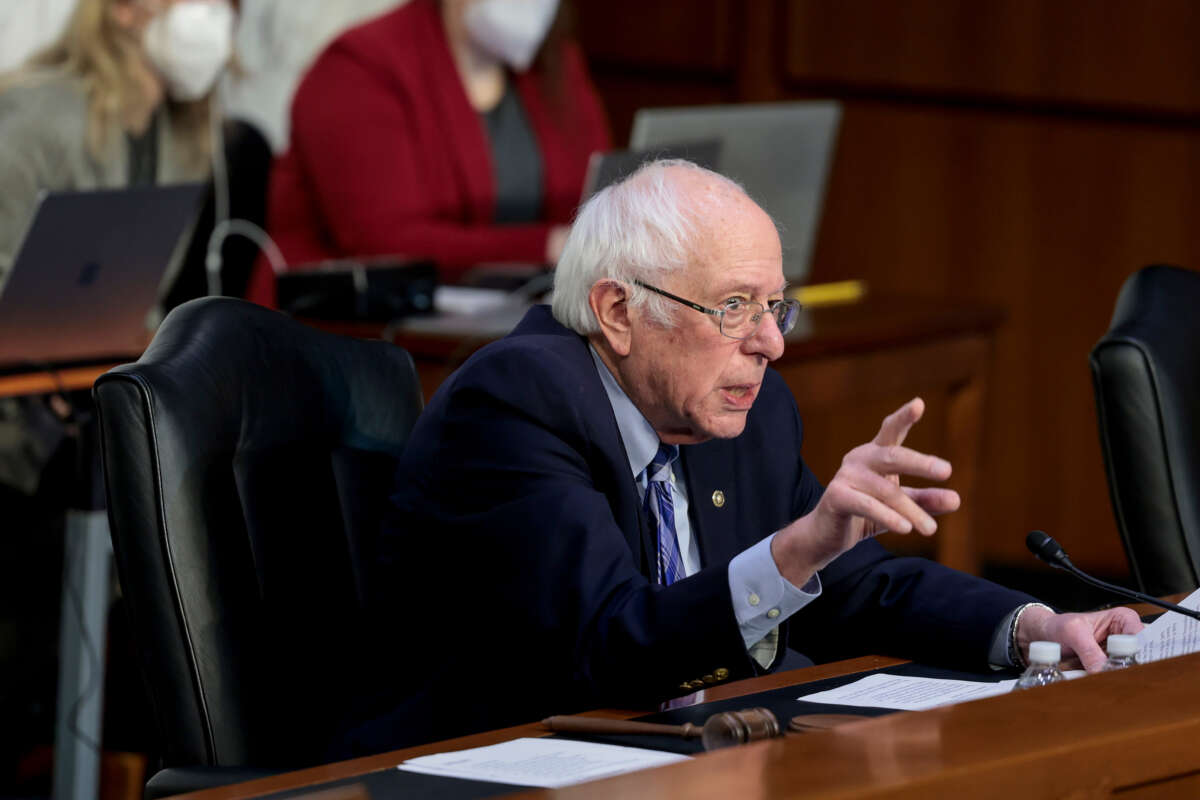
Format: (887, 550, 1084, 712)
(644, 443, 683, 585)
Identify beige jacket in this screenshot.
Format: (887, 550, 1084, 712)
(0, 73, 206, 493)
(0, 73, 206, 287)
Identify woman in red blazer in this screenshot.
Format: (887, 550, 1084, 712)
(249, 0, 610, 306)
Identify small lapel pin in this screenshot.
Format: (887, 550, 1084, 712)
(711, 490, 726, 508)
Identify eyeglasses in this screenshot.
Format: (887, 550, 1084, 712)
(634, 280, 802, 340)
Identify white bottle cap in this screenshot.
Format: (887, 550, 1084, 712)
(1107, 634, 1139, 657)
(1028, 640, 1061, 664)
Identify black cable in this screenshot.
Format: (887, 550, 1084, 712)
(14, 360, 106, 756)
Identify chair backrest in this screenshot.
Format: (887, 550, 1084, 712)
(1090, 265, 1200, 596)
(94, 297, 423, 768)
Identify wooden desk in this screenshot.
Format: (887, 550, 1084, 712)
(0, 362, 118, 399)
(318, 294, 1003, 574)
(173, 650, 1200, 800)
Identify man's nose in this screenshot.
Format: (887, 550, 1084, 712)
(742, 315, 785, 361)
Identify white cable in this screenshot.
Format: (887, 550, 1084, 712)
(203, 87, 288, 296)
(210, 92, 230, 231)
(208, 218, 287, 275)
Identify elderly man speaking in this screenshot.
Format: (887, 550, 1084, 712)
(364, 160, 1140, 751)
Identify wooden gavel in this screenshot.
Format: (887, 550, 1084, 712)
(544, 708, 781, 750)
(543, 708, 865, 750)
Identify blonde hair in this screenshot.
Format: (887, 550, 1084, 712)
(8, 0, 211, 170)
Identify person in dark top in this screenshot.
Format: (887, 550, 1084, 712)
(347, 160, 1143, 752)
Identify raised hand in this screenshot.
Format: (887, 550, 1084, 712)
(771, 398, 961, 587)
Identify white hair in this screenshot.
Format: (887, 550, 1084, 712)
(551, 159, 749, 335)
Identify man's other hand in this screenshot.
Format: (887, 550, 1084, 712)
(1016, 604, 1144, 672)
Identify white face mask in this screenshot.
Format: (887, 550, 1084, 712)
(463, 0, 559, 72)
(142, 1, 234, 102)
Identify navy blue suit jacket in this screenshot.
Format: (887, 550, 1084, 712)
(365, 306, 1034, 749)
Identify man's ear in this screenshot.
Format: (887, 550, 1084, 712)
(588, 279, 633, 357)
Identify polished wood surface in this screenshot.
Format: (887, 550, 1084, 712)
(170, 648, 1200, 800)
(574, 0, 1200, 577)
(0, 363, 117, 399)
(316, 294, 1001, 574)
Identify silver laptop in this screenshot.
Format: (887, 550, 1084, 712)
(630, 101, 841, 281)
(580, 139, 722, 201)
(0, 184, 204, 369)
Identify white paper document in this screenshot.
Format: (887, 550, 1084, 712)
(432, 286, 514, 315)
(798, 673, 1018, 711)
(797, 669, 1089, 711)
(397, 737, 690, 789)
(1137, 587, 1200, 663)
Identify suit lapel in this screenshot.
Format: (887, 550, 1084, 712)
(547, 324, 656, 580)
(679, 440, 743, 568)
(595, 408, 657, 580)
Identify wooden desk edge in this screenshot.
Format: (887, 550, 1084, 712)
(167, 655, 906, 800)
(0, 363, 120, 399)
(169, 597, 1188, 800)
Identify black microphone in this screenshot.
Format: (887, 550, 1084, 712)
(1025, 530, 1200, 622)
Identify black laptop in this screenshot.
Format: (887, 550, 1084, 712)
(0, 183, 204, 370)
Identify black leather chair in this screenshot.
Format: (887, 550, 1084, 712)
(1090, 265, 1200, 596)
(93, 297, 423, 794)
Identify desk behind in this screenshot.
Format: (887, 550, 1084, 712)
(171, 651, 1200, 800)
(316, 294, 1003, 574)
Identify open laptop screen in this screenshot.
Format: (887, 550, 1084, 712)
(580, 139, 722, 201)
(0, 183, 204, 370)
(630, 102, 841, 282)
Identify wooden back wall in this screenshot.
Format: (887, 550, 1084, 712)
(574, 0, 1200, 575)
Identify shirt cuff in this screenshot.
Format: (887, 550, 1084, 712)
(729, 532, 821, 650)
(988, 606, 1021, 668)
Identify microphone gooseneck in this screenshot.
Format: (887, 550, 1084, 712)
(1025, 530, 1200, 622)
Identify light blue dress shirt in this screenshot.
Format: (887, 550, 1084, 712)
(589, 347, 820, 652)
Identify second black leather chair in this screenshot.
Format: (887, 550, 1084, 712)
(94, 297, 424, 791)
(1090, 264, 1200, 596)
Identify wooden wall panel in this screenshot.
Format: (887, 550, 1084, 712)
(576, 0, 1200, 575)
(575, 0, 735, 73)
(782, 0, 1200, 115)
(808, 103, 1200, 569)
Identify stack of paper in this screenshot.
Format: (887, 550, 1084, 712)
(1136, 587, 1200, 663)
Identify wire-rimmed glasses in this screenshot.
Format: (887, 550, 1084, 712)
(633, 280, 801, 340)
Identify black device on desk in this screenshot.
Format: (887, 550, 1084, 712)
(276, 258, 437, 321)
(0, 184, 205, 369)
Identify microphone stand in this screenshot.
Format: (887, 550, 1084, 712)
(1027, 530, 1200, 622)
(1052, 558, 1200, 622)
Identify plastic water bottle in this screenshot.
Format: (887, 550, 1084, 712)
(1013, 641, 1065, 690)
(1102, 634, 1140, 671)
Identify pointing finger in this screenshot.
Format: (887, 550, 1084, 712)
(874, 397, 925, 448)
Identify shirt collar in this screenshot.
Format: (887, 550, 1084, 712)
(590, 344, 661, 479)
